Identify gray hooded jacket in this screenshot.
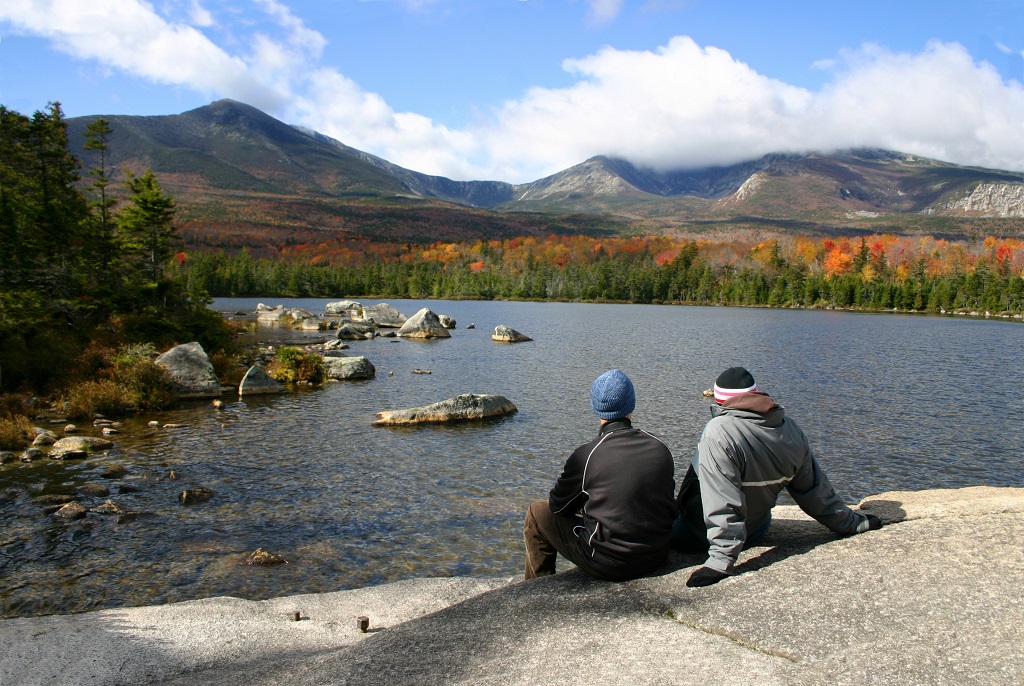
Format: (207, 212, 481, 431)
(696, 392, 870, 573)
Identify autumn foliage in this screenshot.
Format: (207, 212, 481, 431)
(177, 232, 1024, 314)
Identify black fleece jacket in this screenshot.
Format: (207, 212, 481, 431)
(549, 418, 676, 578)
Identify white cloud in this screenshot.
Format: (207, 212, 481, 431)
(809, 42, 1024, 170)
(288, 68, 487, 180)
(187, 0, 215, 27)
(469, 38, 1024, 181)
(2, 2, 1022, 183)
(586, 0, 625, 24)
(0, 0, 285, 110)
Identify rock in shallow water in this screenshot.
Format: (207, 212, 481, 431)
(324, 356, 376, 380)
(49, 436, 115, 459)
(491, 325, 532, 342)
(373, 393, 517, 426)
(54, 501, 87, 520)
(179, 488, 215, 505)
(397, 308, 451, 339)
(238, 365, 287, 396)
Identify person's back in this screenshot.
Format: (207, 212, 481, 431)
(552, 418, 676, 576)
(677, 367, 881, 587)
(525, 370, 676, 582)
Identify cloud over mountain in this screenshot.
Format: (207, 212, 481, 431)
(2, 1, 1022, 183)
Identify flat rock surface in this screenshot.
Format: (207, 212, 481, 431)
(1, 487, 1022, 685)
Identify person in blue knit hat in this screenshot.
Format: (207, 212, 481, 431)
(523, 370, 676, 581)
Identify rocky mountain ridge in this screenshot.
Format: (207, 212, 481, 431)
(65, 99, 1024, 240)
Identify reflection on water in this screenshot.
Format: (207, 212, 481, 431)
(1, 299, 1022, 617)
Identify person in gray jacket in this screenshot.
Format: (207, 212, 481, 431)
(673, 366, 882, 587)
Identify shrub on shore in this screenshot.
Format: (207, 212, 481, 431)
(0, 415, 32, 451)
(61, 344, 178, 420)
(268, 347, 326, 384)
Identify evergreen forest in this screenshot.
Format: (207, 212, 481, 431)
(0, 103, 231, 392)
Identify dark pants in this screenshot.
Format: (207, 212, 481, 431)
(670, 464, 772, 552)
(524, 500, 638, 581)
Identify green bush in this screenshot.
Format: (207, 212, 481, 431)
(268, 346, 326, 384)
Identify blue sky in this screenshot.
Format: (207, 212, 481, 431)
(2, 0, 1023, 183)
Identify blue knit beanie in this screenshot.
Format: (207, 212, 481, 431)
(591, 370, 636, 420)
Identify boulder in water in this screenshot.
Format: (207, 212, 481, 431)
(397, 308, 451, 339)
(238, 366, 287, 396)
(325, 300, 362, 317)
(325, 356, 376, 380)
(49, 436, 115, 459)
(491, 325, 532, 342)
(373, 394, 517, 426)
(360, 303, 407, 328)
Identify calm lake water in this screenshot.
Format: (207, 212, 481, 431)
(1, 300, 1022, 618)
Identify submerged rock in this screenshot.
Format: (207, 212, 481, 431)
(77, 483, 111, 498)
(373, 394, 517, 426)
(397, 308, 452, 339)
(241, 548, 289, 566)
(492, 325, 532, 342)
(179, 488, 215, 505)
(337, 323, 372, 340)
(32, 494, 75, 510)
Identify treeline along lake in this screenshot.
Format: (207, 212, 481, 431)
(1, 300, 1021, 618)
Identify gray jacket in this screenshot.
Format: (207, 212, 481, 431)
(695, 392, 869, 573)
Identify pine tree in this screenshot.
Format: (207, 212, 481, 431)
(83, 118, 118, 284)
(117, 169, 177, 306)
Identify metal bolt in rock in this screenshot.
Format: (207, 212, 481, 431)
(356, 616, 370, 632)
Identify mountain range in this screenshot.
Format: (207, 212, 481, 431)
(66, 99, 1024, 247)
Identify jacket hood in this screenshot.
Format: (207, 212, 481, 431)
(712, 392, 784, 426)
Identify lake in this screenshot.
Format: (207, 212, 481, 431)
(1, 299, 1021, 618)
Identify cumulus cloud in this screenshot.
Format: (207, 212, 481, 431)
(474, 37, 1024, 181)
(2, 1, 1022, 183)
(288, 69, 487, 180)
(0, 0, 284, 110)
(187, 0, 215, 28)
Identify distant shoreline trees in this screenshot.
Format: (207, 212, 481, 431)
(176, 233, 1024, 316)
